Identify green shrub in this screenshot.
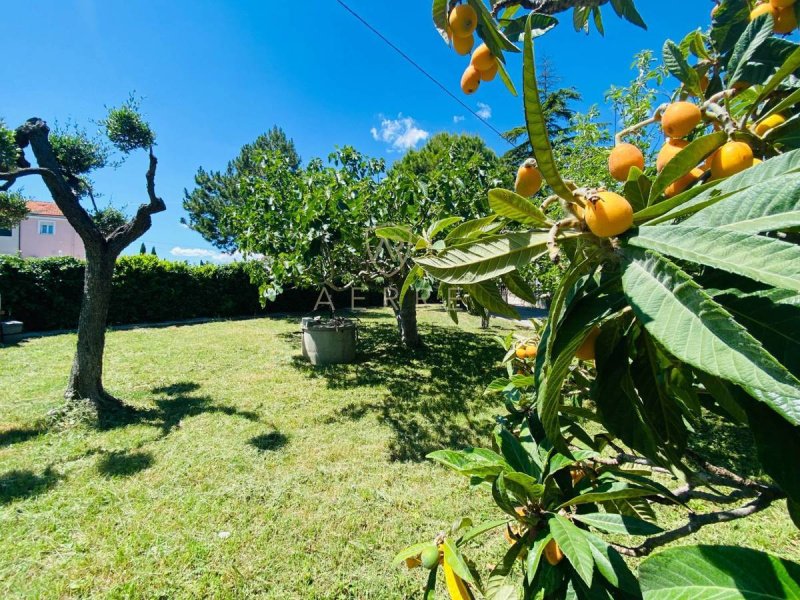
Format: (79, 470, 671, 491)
(0, 254, 382, 332)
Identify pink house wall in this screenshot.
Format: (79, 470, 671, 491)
(19, 216, 86, 259)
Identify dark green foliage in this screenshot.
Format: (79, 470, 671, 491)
(0, 255, 382, 332)
(91, 206, 128, 236)
(183, 127, 301, 252)
(100, 96, 156, 153)
(0, 190, 29, 229)
(49, 123, 108, 176)
(139, 243, 147, 255)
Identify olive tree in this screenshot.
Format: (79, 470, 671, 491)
(395, 0, 800, 598)
(0, 99, 164, 417)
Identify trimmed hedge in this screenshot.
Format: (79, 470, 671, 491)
(0, 255, 383, 332)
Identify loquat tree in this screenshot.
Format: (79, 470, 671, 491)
(395, 0, 800, 598)
(0, 98, 164, 418)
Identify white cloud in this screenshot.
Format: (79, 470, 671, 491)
(170, 246, 242, 264)
(371, 114, 429, 152)
(476, 102, 492, 120)
(453, 115, 465, 124)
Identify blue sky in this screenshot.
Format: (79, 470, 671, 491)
(1, 0, 714, 262)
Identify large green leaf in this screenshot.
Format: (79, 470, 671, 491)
(642, 149, 800, 224)
(442, 537, 479, 586)
(682, 171, 800, 233)
(427, 448, 511, 479)
(639, 545, 800, 599)
(502, 270, 539, 306)
(710, 286, 800, 379)
(427, 216, 463, 240)
(648, 131, 727, 203)
(728, 13, 774, 86)
(621, 248, 800, 426)
(557, 481, 654, 510)
(573, 512, 663, 536)
(398, 265, 423, 304)
(465, 281, 520, 319)
(495, 425, 536, 477)
(609, 0, 647, 29)
(584, 532, 641, 596)
(523, 14, 574, 201)
(549, 515, 594, 587)
(749, 45, 800, 119)
(415, 231, 557, 284)
(662, 39, 701, 96)
(628, 225, 800, 292)
(445, 214, 499, 242)
(488, 188, 551, 227)
(525, 530, 553, 584)
(375, 225, 422, 245)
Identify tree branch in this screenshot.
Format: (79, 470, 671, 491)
(491, 0, 608, 17)
(0, 167, 57, 191)
(611, 488, 785, 557)
(107, 148, 166, 255)
(16, 119, 104, 247)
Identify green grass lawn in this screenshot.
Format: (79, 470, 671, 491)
(1, 307, 798, 599)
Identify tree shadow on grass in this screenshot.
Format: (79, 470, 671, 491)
(249, 431, 289, 453)
(283, 321, 506, 462)
(0, 424, 45, 447)
(96, 450, 154, 477)
(0, 467, 60, 505)
(95, 382, 261, 437)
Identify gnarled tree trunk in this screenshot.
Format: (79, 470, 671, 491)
(65, 247, 117, 408)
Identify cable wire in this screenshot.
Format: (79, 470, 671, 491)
(334, 0, 514, 146)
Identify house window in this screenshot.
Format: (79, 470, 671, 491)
(39, 221, 55, 236)
(0, 228, 11, 237)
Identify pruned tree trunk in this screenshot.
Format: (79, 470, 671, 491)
(65, 247, 118, 409)
(394, 287, 421, 348)
(480, 309, 491, 329)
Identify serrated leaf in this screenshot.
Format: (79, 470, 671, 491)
(628, 225, 800, 292)
(459, 519, 513, 546)
(573, 512, 663, 536)
(644, 150, 800, 224)
(621, 248, 800, 426)
(639, 545, 800, 599)
(750, 45, 800, 120)
(488, 188, 551, 227)
(556, 481, 654, 510)
(427, 448, 512, 479)
(427, 216, 463, 240)
(465, 281, 520, 319)
(502, 270, 540, 306)
(393, 541, 431, 565)
(728, 13, 775, 86)
(610, 0, 647, 29)
(523, 14, 574, 201)
(663, 39, 701, 95)
(584, 532, 641, 595)
(375, 225, 422, 245)
(549, 515, 594, 587)
(504, 472, 545, 501)
(445, 214, 499, 242)
(526, 530, 553, 583)
(416, 231, 559, 285)
(495, 425, 536, 476)
(682, 171, 800, 233)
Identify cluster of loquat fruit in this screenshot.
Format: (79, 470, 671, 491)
(447, 3, 501, 94)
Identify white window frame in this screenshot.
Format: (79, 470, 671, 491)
(38, 220, 56, 236)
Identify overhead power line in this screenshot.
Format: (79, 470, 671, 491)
(334, 0, 514, 146)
